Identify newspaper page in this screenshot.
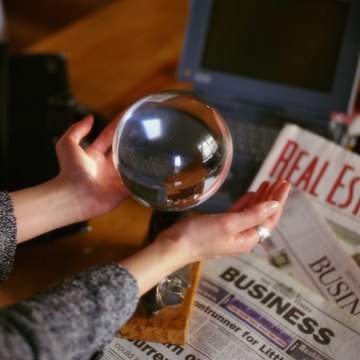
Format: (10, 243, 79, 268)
(252, 189, 360, 317)
(249, 124, 360, 264)
(101, 254, 360, 360)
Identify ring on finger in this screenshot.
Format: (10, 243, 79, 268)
(256, 224, 271, 243)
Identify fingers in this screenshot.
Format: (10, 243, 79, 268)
(228, 192, 254, 212)
(228, 178, 289, 215)
(226, 178, 290, 237)
(59, 115, 94, 145)
(251, 180, 291, 245)
(218, 200, 281, 236)
(261, 178, 288, 202)
(55, 115, 94, 162)
(247, 180, 271, 207)
(273, 180, 291, 203)
(250, 178, 287, 204)
(228, 179, 275, 212)
(167, 179, 290, 261)
(264, 181, 291, 228)
(87, 117, 120, 154)
(87, 111, 125, 154)
(229, 179, 291, 247)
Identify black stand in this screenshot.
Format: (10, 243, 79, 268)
(141, 210, 192, 316)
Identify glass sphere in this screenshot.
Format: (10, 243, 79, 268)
(112, 90, 233, 211)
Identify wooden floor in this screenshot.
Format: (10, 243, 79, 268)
(2, 0, 117, 51)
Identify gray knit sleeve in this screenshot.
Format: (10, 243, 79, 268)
(0, 191, 17, 282)
(0, 262, 140, 360)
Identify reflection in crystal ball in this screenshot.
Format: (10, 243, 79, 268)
(112, 90, 233, 211)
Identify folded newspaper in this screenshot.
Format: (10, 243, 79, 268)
(101, 124, 360, 359)
(249, 124, 360, 265)
(252, 189, 360, 318)
(102, 254, 360, 360)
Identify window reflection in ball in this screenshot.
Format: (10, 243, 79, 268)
(112, 90, 233, 211)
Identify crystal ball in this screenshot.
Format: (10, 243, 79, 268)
(112, 90, 233, 211)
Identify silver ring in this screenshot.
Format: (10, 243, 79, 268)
(256, 225, 271, 243)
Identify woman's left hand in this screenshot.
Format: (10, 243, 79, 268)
(55, 114, 129, 220)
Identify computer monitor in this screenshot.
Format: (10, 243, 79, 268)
(178, 0, 360, 117)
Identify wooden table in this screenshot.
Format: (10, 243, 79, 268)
(28, 0, 191, 121)
(0, 0, 191, 307)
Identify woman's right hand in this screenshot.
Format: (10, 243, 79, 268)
(121, 178, 291, 295)
(157, 178, 290, 263)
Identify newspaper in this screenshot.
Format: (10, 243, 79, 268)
(249, 124, 360, 264)
(252, 189, 360, 317)
(101, 254, 360, 360)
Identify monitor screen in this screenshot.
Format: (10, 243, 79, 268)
(178, 0, 360, 114)
(202, 0, 349, 94)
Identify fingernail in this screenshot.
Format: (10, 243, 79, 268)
(266, 201, 280, 212)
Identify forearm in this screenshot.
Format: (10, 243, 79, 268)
(0, 263, 139, 360)
(120, 238, 188, 296)
(11, 176, 84, 243)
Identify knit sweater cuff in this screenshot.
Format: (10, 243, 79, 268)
(0, 191, 17, 282)
(4, 262, 140, 359)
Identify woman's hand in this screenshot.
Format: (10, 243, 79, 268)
(12, 115, 128, 243)
(55, 114, 128, 220)
(158, 178, 290, 262)
(121, 179, 291, 295)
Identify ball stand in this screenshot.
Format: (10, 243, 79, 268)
(118, 210, 203, 345)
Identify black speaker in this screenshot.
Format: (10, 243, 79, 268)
(0, 51, 107, 238)
(2, 53, 75, 190)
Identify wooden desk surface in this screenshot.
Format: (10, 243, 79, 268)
(28, 0, 191, 120)
(0, 0, 190, 306)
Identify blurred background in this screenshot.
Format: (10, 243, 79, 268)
(2, 0, 116, 51)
